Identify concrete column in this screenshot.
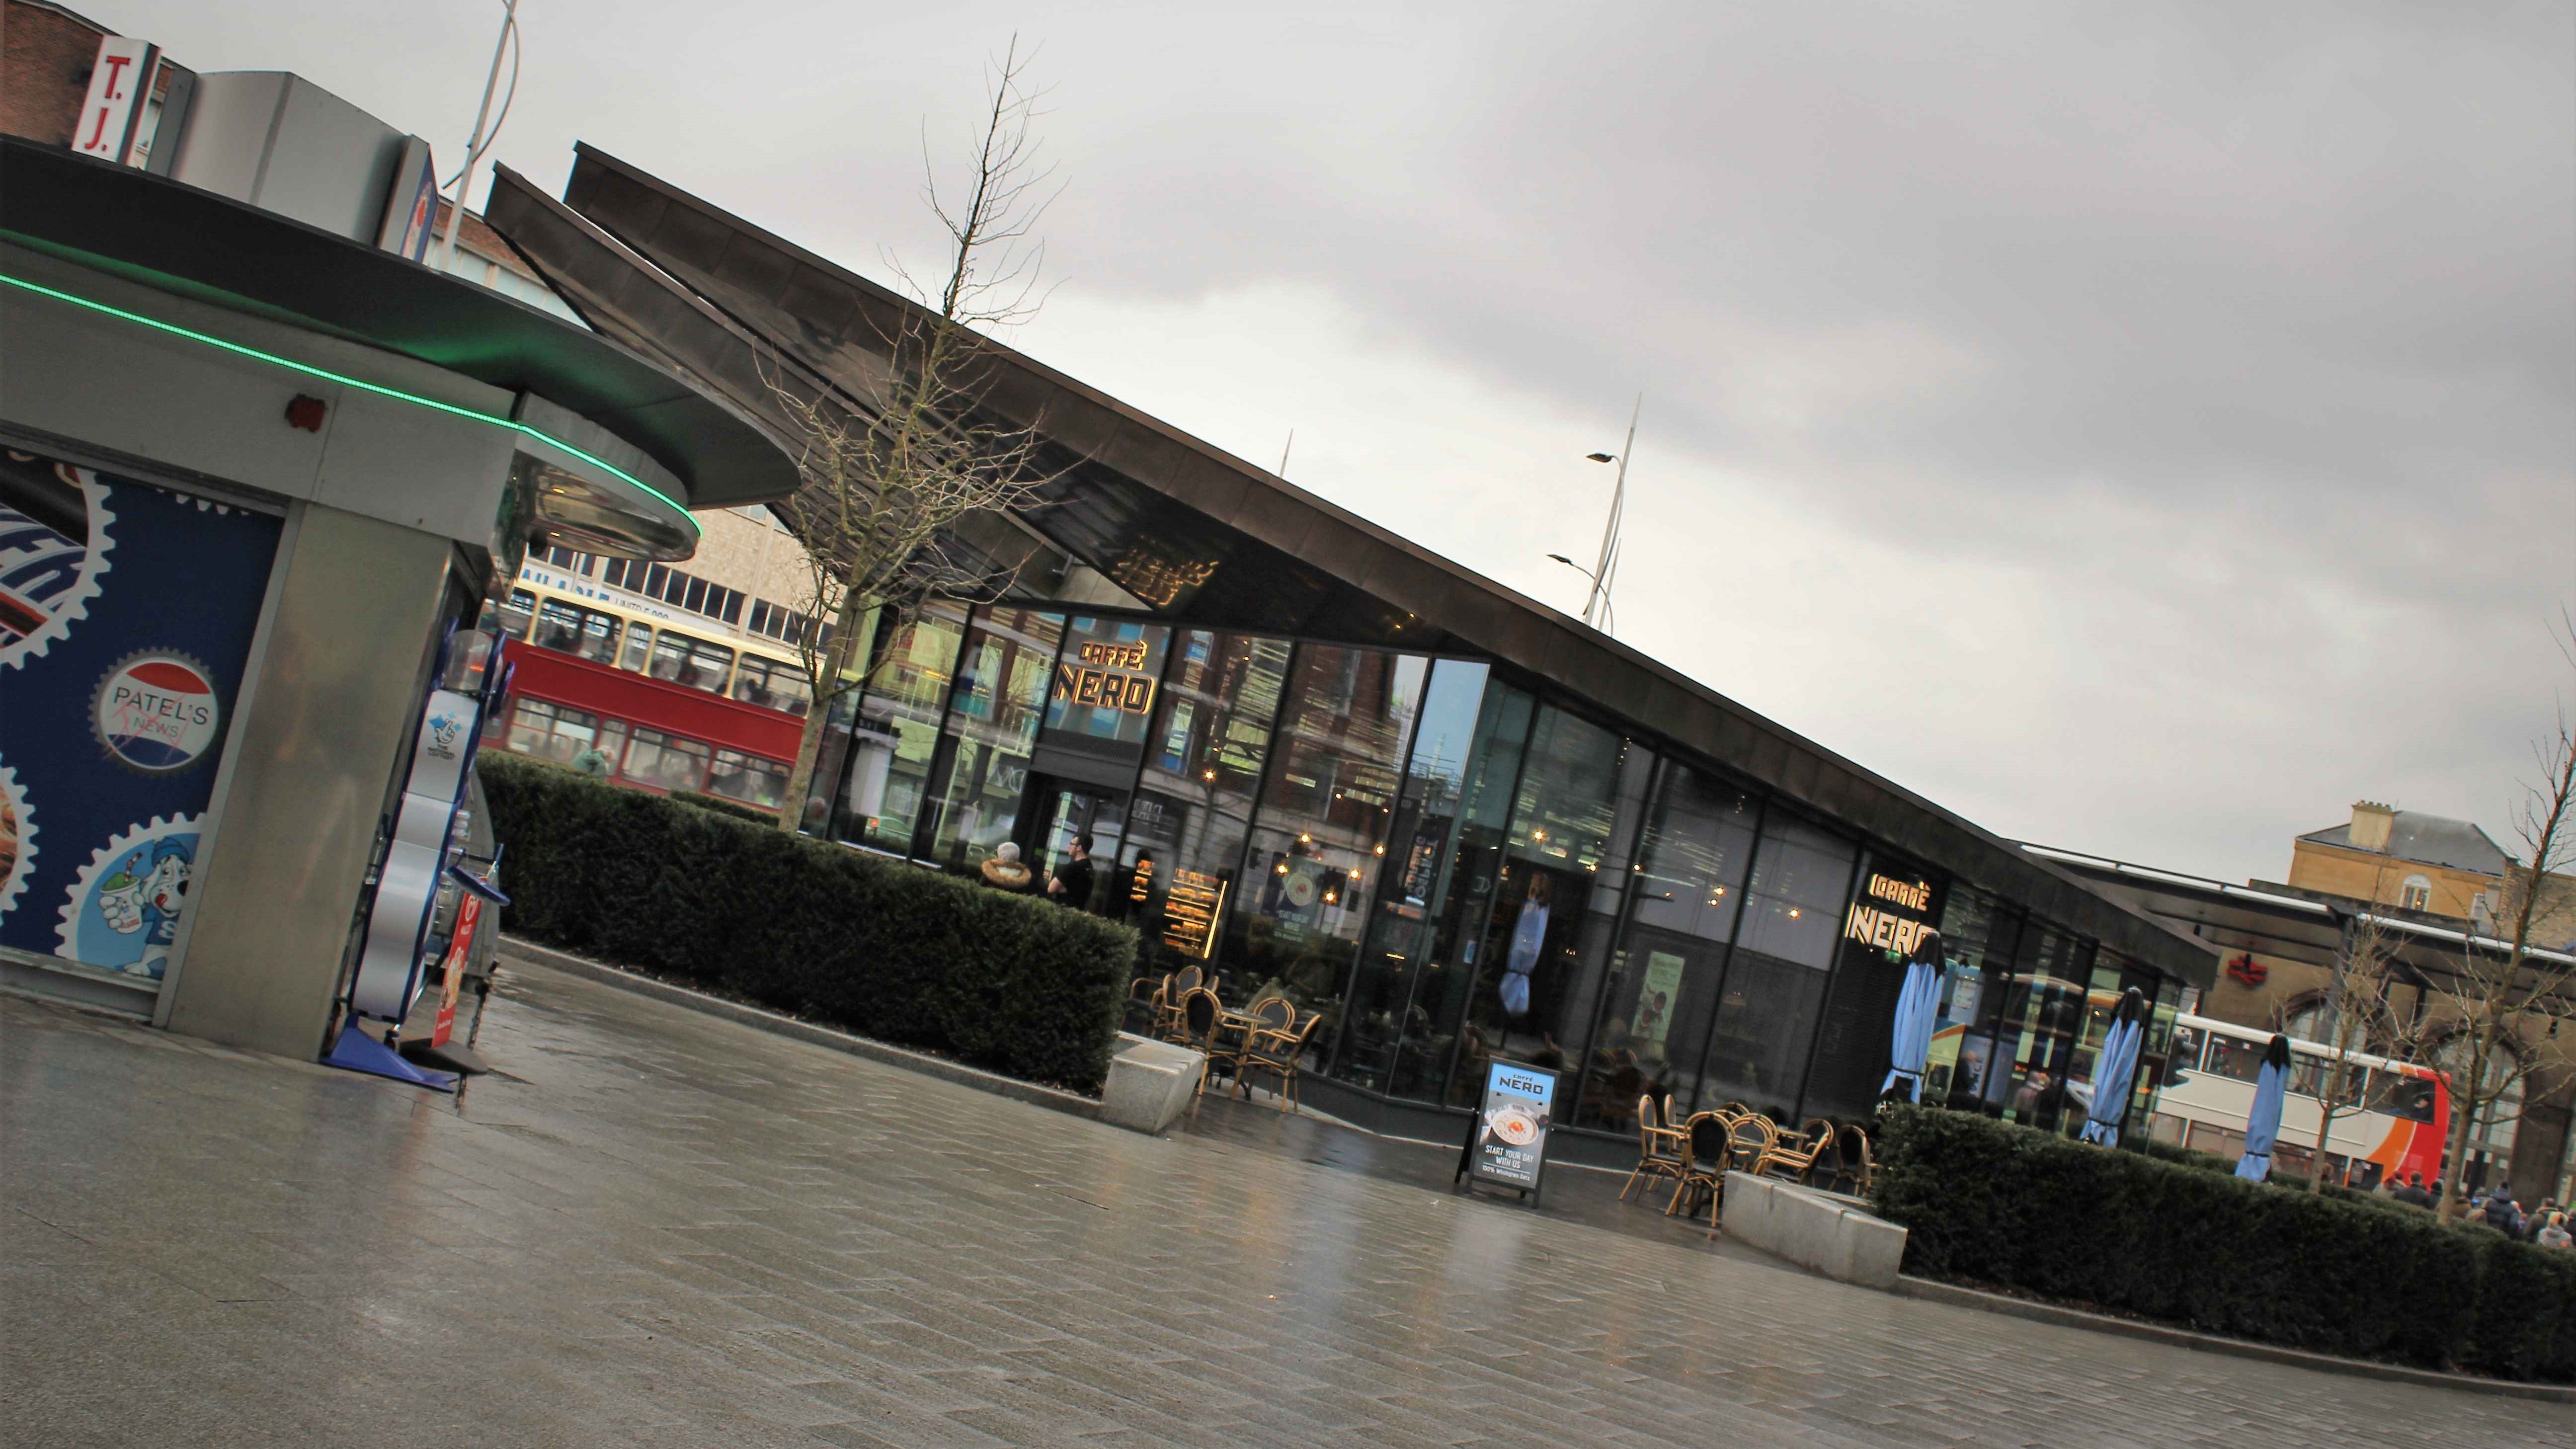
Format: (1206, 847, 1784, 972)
(165, 504, 452, 1058)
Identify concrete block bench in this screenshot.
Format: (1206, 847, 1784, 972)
(1720, 1170, 1907, 1288)
(1099, 1032, 1205, 1135)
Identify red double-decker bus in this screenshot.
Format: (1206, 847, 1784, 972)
(483, 547, 817, 814)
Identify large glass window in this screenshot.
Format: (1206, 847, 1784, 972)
(844, 605, 966, 854)
(1221, 645, 1425, 1019)
(1691, 811, 1856, 1120)
(1043, 616, 1170, 751)
(1382, 685, 1534, 1102)
(1125, 631, 1292, 971)
(1333, 659, 1493, 1092)
(1441, 707, 1635, 1109)
(919, 607, 1065, 871)
(648, 629, 735, 694)
(1801, 856, 1945, 1123)
(1934, 891, 2027, 1112)
(1572, 764, 1761, 1127)
(530, 598, 621, 664)
(1995, 925, 2095, 1131)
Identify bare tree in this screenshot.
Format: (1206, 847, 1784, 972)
(769, 39, 1063, 827)
(2294, 894, 2411, 1194)
(2425, 697, 2576, 1219)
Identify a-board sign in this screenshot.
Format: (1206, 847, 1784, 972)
(1455, 1058, 1559, 1200)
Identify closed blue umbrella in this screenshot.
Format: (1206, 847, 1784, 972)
(1880, 939, 1945, 1103)
(2078, 988, 2147, 1146)
(2235, 1034, 2294, 1182)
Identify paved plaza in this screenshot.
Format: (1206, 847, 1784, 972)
(2, 962, 2565, 1449)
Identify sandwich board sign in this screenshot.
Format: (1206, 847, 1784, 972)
(1453, 1058, 1559, 1204)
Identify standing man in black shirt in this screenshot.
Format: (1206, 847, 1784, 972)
(1047, 833, 1097, 911)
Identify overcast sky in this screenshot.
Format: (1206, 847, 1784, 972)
(117, 1, 2576, 886)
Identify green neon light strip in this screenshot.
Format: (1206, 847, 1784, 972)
(0, 271, 698, 538)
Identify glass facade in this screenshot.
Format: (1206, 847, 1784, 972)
(920, 607, 1065, 870)
(1222, 646, 1425, 1015)
(792, 597, 2201, 1147)
(845, 604, 966, 854)
(1126, 631, 1291, 971)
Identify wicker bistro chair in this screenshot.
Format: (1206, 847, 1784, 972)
(1211, 996, 1293, 1088)
(1756, 1118, 1837, 1185)
(1171, 988, 1224, 1101)
(1234, 1013, 1324, 1114)
(1665, 1114, 1734, 1224)
(1723, 1114, 1779, 1177)
(1824, 1125, 1877, 1197)
(1152, 966, 1205, 1041)
(1620, 1095, 1689, 1203)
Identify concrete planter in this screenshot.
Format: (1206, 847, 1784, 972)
(1721, 1171, 1908, 1288)
(1099, 1032, 1205, 1135)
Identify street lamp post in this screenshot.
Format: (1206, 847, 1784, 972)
(1546, 554, 1616, 635)
(1564, 395, 1640, 635)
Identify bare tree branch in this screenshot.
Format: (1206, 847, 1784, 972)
(763, 39, 1067, 830)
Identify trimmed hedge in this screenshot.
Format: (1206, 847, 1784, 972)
(479, 753, 1134, 1093)
(1872, 1106, 2575, 1381)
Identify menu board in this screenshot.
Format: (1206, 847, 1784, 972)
(1457, 1058, 1559, 1198)
(1159, 868, 1226, 960)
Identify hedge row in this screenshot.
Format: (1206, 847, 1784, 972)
(479, 754, 1134, 1093)
(1872, 1106, 2576, 1382)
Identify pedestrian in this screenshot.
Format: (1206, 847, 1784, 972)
(2483, 1194, 2525, 1237)
(1046, 832, 1097, 910)
(2395, 1172, 2436, 1209)
(2538, 1212, 2572, 1250)
(978, 841, 1032, 892)
(2527, 1199, 2561, 1243)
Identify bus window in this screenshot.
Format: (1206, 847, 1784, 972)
(2369, 1072, 2438, 1124)
(706, 748, 790, 810)
(2289, 1054, 2324, 1098)
(506, 699, 600, 767)
(729, 654, 812, 716)
(500, 589, 538, 640)
(2204, 1035, 2269, 1083)
(648, 630, 734, 693)
(623, 728, 712, 792)
(619, 623, 652, 672)
(533, 599, 622, 664)
(2161, 1026, 2202, 1084)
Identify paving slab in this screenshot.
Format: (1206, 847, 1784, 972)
(1, 964, 2567, 1448)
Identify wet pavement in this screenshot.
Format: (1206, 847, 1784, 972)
(3, 962, 2566, 1449)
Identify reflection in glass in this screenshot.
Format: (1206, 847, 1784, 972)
(1692, 811, 1856, 1119)
(1573, 762, 1756, 1128)
(1383, 685, 1533, 1101)
(1802, 855, 1945, 1123)
(1043, 615, 1170, 749)
(844, 604, 966, 854)
(1125, 631, 1292, 972)
(1442, 707, 1634, 1109)
(921, 607, 1066, 870)
(1333, 659, 1491, 1091)
(1222, 645, 1425, 1020)
(1996, 927, 2094, 1131)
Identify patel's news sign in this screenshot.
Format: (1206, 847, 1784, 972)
(1458, 1059, 1559, 1199)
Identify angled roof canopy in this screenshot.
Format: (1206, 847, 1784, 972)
(486, 141, 2218, 988)
(0, 137, 798, 509)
